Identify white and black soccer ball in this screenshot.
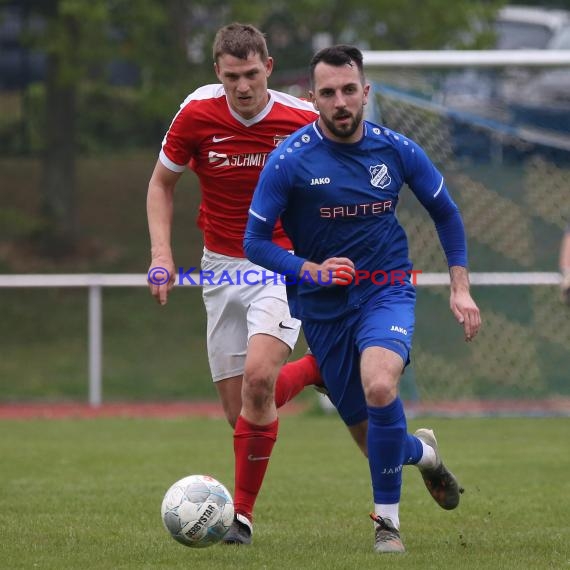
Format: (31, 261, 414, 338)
(161, 474, 234, 548)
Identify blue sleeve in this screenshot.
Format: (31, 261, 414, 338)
(244, 157, 306, 276)
(403, 141, 467, 267)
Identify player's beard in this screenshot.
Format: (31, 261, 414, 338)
(321, 107, 364, 139)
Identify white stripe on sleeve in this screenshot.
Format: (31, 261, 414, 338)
(249, 208, 267, 222)
(159, 149, 187, 173)
(433, 177, 444, 198)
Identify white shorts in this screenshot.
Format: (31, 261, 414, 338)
(201, 248, 301, 382)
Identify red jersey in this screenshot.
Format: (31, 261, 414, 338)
(159, 84, 318, 257)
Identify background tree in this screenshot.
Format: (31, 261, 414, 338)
(15, 0, 503, 257)
(24, 0, 192, 256)
(228, 0, 504, 50)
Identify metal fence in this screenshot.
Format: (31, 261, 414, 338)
(361, 53, 570, 405)
(0, 273, 562, 407)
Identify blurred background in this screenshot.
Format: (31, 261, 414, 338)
(0, 0, 568, 410)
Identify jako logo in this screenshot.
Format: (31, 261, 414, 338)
(310, 177, 331, 185)
(390, 325, 408, 335)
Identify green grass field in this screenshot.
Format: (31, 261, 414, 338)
(1, 415, 568, 569)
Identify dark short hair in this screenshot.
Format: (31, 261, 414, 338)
(309, 44, 365, 88)
(213, 23, 269, 63)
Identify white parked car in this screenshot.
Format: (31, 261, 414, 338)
(440, 5, 570, 150)
(497, 6, 570, 134)
(495, 5, 570, 50)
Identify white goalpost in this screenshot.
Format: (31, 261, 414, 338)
(362, 49, 570, 67)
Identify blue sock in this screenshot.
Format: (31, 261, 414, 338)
(367, 397, 407, 504)
(404, 434, 423, 465)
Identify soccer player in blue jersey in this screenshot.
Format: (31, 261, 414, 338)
(244, 45, 481, 553)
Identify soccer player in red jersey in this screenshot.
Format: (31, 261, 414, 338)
(146, 23, 321, 544)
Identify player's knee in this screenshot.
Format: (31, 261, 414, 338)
(242, 367, 274, 407)
(363, 378, 397, 407)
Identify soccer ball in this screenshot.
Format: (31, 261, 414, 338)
(161, 474, 234, 548)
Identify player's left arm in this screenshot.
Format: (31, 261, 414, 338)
(404, 141, 481, 341)
(559, 226, 570, 305)
(449, 266, 481, 342)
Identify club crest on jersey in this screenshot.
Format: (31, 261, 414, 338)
(274, 135, 288, 147)
(370, 163, 391, 189)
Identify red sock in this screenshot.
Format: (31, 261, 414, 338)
(233, 415, 279, 522)
(274, 354, 322, 408)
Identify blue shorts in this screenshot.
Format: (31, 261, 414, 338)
(303, 283, 416, 426)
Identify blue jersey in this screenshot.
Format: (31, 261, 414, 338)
(245, 120, 467, 320)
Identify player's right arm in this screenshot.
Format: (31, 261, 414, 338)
(245, 150, 354, 285)
(147, 90, 200, 305)
(560, 226, 570, 305)
(147, 160, 182, 305)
